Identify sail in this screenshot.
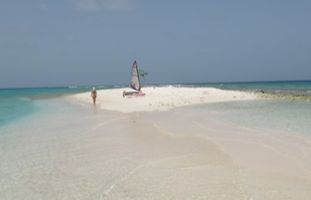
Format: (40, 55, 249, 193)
(130, 60, 141, 91)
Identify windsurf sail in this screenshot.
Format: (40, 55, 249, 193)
(130, 60, 141, 91)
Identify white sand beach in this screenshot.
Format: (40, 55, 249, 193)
(1, 87, 311, 200)
(74, 86, 257, 112)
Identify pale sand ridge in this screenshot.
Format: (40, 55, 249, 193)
(74, 86, 257, 112)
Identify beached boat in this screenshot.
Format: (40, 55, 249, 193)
(123, 61, 145, 97)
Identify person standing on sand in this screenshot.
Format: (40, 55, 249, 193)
(91, 87, 97, 105)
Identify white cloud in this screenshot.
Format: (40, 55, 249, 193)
(75, 0, 133, 11)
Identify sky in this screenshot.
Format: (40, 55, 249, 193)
(0, 0, 311, 88)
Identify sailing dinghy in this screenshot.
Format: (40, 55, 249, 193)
(123, 61, 146, 97)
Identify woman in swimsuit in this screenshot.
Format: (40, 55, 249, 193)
(91, 87, 97, 105)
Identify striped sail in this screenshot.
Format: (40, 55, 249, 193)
(130, 61, 141, 91)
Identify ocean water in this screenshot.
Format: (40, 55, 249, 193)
(0, 92, 35, 126)
(0, 86, 106, 127)
(180, 80, 311, 135)
(198, 99, 311, 135)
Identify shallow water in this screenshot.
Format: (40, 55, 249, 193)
(1, 90, 311, 199)
(196, 99, 311, 136)
(0, 94, 36, 126)
(0, 86, 101, 127)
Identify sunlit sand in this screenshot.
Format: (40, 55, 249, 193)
(74, 86, 257, 112)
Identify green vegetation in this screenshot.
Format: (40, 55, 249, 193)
(139, 69, 148, 81)
(257, 92, 311, 102)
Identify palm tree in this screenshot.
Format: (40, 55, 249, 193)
(139, 69, 148, 83)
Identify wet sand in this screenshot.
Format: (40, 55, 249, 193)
(1, 94, 311, 199)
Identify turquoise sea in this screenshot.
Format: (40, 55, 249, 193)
(1, 81, 311, 135)
(0, 86, 108, 126)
